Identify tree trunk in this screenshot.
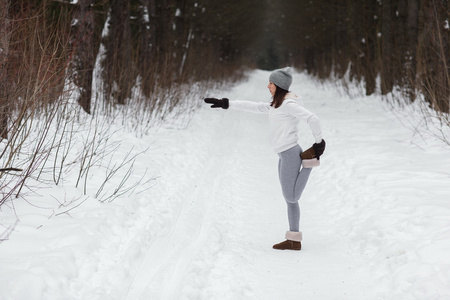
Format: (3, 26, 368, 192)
(136, 0, 153, 97)
(421, 0, 450, 112)
(381, 0, 394, 95)
(104, 0, 133, 105)
(405, 0, 420, 100)
(0, 0, 10, 140)
(72, 0, 94, 114)
(363, 1, 378, 96)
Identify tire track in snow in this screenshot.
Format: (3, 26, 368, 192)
(158, 159, 225, 299)
(125, 111, 251, 299)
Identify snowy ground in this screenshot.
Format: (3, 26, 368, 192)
(1, 70, 449, 300)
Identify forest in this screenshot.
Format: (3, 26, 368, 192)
(0, 0, 449, 203)
(266, 0, 449, 113)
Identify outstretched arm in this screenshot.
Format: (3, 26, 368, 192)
(204, 97, 270, 114)
(228, 100, 270, 114)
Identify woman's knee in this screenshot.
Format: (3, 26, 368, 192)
(284, 197, 299, 204)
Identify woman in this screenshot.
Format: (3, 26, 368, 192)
(204, 67, 326, 251)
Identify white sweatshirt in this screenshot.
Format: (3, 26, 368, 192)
(228, 94, 322, 153)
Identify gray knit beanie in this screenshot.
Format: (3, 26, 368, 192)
(269, 67, 292, 91)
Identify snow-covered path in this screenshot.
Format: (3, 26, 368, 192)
(1, 70, 449, 300)
(125, 71, 375, 299)
(123, 70, 450, 299)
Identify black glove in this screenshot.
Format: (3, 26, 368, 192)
(312, 139, 326, 159)
(204, 98, 229, 109)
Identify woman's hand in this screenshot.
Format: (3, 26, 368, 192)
(313, 139, 326, 158)
(204, 98, 229, 109)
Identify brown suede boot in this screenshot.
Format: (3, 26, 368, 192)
(301, 146, 320, 168)
(273, 231, 302, 251)
(300, 146, 316, 159)
(273, 240, 301, 250)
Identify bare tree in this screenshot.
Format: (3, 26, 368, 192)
(420, 0, 450, 113)
(103, 0, 133, 105)
(381, 0, 395, 95)
(361, 1, 378, 96)
(0, 0, 10, 140)
(404, 0, 420, 100)
(72, 0, 95, 114)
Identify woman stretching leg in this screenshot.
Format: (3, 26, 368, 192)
(204, 67, 326, 251)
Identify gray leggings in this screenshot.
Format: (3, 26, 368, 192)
(277, 144, 312, 232)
